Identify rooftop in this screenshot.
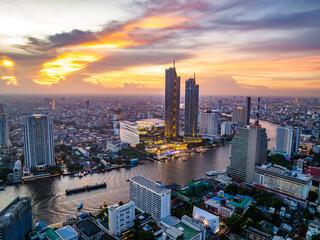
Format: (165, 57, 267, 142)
(44, 228, 61, 240)
(228, 195, 252, 208)
(175, 222, 198, 240)
(56, 225, 78, 239)
(130, 176, 170, 195)
(76, 219, 101, 237)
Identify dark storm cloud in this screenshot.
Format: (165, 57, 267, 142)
(25, 29, 99, 50)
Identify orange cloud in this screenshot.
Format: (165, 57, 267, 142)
(2, 76, 17, 86)
(33, 52, 98, 86)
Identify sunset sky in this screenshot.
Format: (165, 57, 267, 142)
(0, 0, 319, 96)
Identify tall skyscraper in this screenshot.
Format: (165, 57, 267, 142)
(199, 110, 219, 136)
(227, 126, 268, 182)
(0, 197, 32, 240)
(232, 107, 246, 125)
(218, 99, 222, 112)
(185, 77, 199, 137)
(245, 96, 251, 125)
(23, 114, 55, 171)
(85, 99, 90, 111)
(275, 126, 294, 155)
(165, 62, 180, 139)
(129, 176, 171, 221)
(0, 113, 9, 147)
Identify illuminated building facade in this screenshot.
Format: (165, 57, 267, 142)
(23, 114, 55, 171)
(165, 63, 180, 139)
(129, 176, 171, 221)
(185, 77, 199, 137)
(120, 119, 164, 146)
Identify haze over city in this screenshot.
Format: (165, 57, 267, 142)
(1, 0, 319, 96)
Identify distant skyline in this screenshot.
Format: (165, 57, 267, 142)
(0, 0, 319, 97)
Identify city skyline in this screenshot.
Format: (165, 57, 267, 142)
(0, 0, 319, 97)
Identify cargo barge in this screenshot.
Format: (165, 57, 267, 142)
(66, 182, 107, 195)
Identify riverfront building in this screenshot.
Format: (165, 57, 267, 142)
(199, 110, 219, 137)
(23, 114, 55, 172)
(274, 126, 300, 156)
(120, 119, 164, 146)
(0, 197, 32, 240)
(129, 176, 171, 221)
(227, 126, 268, 182)
(185, 77, 199, 137)
(108, 202, 135, 237)
(254, 163, 312, 205)
(0, 113, 9, 147)
(220, 122, 231, 136)
(165, 63, 180, 139)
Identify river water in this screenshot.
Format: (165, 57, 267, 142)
(0, 120, 277, 224)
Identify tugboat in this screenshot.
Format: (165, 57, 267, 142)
(77, 202, 83, 210)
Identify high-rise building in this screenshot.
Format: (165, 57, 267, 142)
(129, 176, 171, 221)
(108, 202, 135, 236)
(199, 110, 219, 136)
(165, 62, 180, 139)
(23, 114, 55, 171)
(227, 126, 268, 182)
(185, 77, 199, 137)
(85, 99, 89, 111)
(220, 122, 231, 136)
(232, 107, 246, 125)
(275, 126, 294, 155)
(0, 197, 32, 240)
(218, 99, 223, 112)
(0, 113, 9, 147)
(113, 107, 123, 136)
(245, 96, 251, 125)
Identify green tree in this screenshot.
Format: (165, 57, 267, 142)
(136, 144, 145, 151)
(226, 215, 243, 232)
(312, 234, 320, 240)
(224, 184, 238, 195)
(269, 198, 283, 210)
(307, 191, 318, 202)
(134, 231, 155, 240)
(119, 201, 124, 206)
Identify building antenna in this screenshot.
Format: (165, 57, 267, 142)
(254, 97, 261, 126)
(173, 60, 175, 68)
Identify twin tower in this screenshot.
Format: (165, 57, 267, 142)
(164, 61, 199, 139)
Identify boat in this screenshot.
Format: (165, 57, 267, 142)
(66, 182, 107, 195)
(206, 171, 219, 176)
(77, 203, 83, 210)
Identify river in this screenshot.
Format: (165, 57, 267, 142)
(0, 120, 277, 224)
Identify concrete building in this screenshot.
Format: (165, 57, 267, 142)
(113, 108, 123, 136)
(227, 126, 268, 182)
(165, 63, 180, 139)
(254, 163, 312, 204)
(199, 110, 219, 137)
(0, 197, 32, 240)
(275, 126, 294, 156)
(13, 160, 21, 182)
(232, 107, 246, 125)
(220, 122, 231, 136)
(185, 77, 199, 137)
(23, 114, 55, 172)
(108, 202, 135, 237)
(74, 219, 103, 240)
(0, 113, 9, 147)
(129, 176, 171, 221)
(164, 215, 206, 240)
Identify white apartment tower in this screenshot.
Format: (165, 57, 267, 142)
(23, 114, 55, 171)
(199, 110, 219, 136)
(220, 122, 231, 136)
(129, 176, 171, 221)
(275, 126, 294, 155)
(108, 202, 135, 236)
